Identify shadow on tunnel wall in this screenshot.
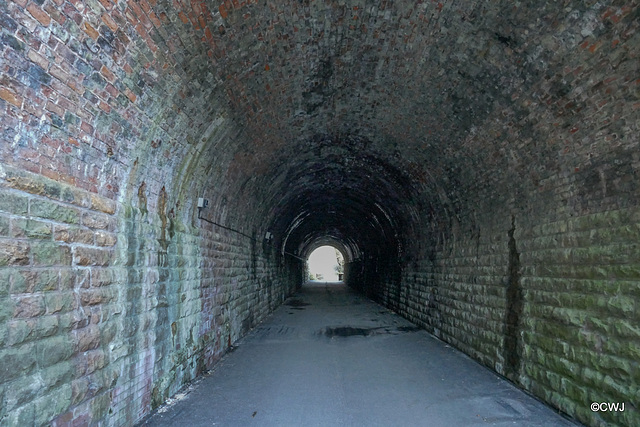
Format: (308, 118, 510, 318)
(345, 253, 402, 309)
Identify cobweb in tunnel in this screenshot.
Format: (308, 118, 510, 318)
(307, 246, 344, 282)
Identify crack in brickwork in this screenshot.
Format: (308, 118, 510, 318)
(504, 215, 523, 382)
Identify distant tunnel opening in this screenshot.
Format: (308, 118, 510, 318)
(306, 245, 344, 282)
(263, 141, 422, 301)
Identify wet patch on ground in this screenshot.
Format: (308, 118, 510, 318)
(396, 326, 422, 333)
(285, 298, 310, 307)
(324, 327, 382, 337)
(321, 325, 423, 338)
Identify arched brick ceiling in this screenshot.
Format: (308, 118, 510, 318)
(182, 0, 636, 258)
(34, 0, 633, 260)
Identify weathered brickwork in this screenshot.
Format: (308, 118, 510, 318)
(516, 210, 640, 427)
(0, 166, 117, 426)
(357, 2, 639, 426)
(2, 0, 303, 422)
(1, 0, 639, 426)
(0, 166, 298, 426)
(386, 206, 640, 427)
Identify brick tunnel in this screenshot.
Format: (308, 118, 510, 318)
(0, 0, 638, 426)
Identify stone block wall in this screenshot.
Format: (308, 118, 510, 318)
(0, 166, 119, 426)
(371, 205, 639, 427)
(0, 165, 299, 425)
(0, 0, 302, 423)
(516, 209, 639, 427)
(369, 186, 640, 427)
(394, 223, 511, 371)
(363, 2, 640, 424)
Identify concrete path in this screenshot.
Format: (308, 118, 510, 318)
(142, 282, 580, 427)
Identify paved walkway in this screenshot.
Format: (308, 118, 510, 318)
(142, 282, 579, 426)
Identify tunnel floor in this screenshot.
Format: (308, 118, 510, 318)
(141, 282, 580, 427)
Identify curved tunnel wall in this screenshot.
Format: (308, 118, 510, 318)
(0, 0, 639, 426)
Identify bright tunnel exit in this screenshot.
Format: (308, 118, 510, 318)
(307, 245, 344, 282)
